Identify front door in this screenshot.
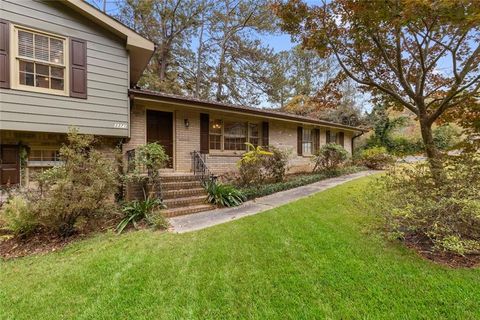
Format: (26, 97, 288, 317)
(146, 110, 174, 168)
(0, 145, 20, 186)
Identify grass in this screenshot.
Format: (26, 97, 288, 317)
(1, 175, 479, 319)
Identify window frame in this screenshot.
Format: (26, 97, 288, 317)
(208, 117, 261, 152)
(302, 127, 313, 156)
(10, 24, 69, 96)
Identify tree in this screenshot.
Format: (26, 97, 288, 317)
(117, 0, 204, 92)
(275, 0, 480, 178)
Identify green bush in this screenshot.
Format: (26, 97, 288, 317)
(204, 180, 246, 207)
(360, 147, 396, 170)
(313, 143, 348, 171)
(263, 146, 290, 183)
(241, 166, 364, 200)
(237, 143, 273, 186)
(370, 153, 480, 255)
(0, 195, 37, 236)
(433, 124, 461, 150)
(117, 198, 166, 234)
(34, 129, 120, 237)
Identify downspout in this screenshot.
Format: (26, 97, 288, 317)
(351, 130, 365, 155)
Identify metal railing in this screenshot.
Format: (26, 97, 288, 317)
(192, 150, 216, 184)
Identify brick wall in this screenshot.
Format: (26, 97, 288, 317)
(125, 99, 357, 175)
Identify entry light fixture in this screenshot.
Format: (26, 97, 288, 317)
(184, 118, 190, 128)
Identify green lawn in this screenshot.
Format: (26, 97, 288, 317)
(1, 175, 479, 319)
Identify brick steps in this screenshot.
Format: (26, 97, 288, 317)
(158, 174, 214, 217)
(162, 204, 215, 218)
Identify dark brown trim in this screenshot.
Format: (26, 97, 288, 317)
(297, 126, 303, 156)
(262, 121, 269, 147)
(338, 132, 345, 147)
(0, 19, 10, 89)
(129, 89, 365, 133)
(200, 113, 209, 154)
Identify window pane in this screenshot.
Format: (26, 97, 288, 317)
(303, 128, 312, 142)
(51, 78, 64, 90)
(29, 150, 42, 161)
(19, 72, 34, 86)
(51, 67, 64, 78)
(36, 74, 49, 88)
(50, 38, 64, 64)
(18, 31, 34, 58)
(19, 61, 34, 73)
(34, 34, 49, 61)
(36, 63, 49, 76)
(225, 122, 247, 151)
(209, 135, 221, 150)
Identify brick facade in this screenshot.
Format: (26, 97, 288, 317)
(124, 99, 356, 175)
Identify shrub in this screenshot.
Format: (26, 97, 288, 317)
(0, 195, 37, 236)
(370, 153, 480, 255)
(360, 147, 396, 170)
(116, 198, 165, 234)
(312, 143, 348, 171)
(433, 124, 461, 150)
(240, 166, 365, 200)
(127, 142, 170, 200)
(204, 180, 246, 207)
(263, 146, 290, 183)
(35, 129, 120, 237)
(237, 143, 273, 185)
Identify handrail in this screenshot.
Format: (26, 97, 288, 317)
(192, 151, 216, 184)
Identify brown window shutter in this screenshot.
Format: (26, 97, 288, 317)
(338, 132, 345, 147)
(313, 128, 320, 153)
(262, 121, 269, 147)
(200, 113, 209, 154)
(0, 19, 10, 89)
(297, 126, 303, 156)
(70, 38, 87, 99)
(326, 130, 331, 144)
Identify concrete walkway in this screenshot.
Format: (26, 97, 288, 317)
(169, 170, 379, 233)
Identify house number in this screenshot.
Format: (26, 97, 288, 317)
(114, 123, 128, 129)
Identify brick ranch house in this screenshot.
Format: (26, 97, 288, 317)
(0, 0, 364, 214)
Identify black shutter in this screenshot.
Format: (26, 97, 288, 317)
(70, 38, 87, 98)
(0, 19, 10, 89)
(200, 113, 209, 154)
(262, 121, 269, 147)
(338, 132, 345, 147)
(297, 126, 303, 156)
(313, 128, 320, 153)
(326, 130, 331, 144)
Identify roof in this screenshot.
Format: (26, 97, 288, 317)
(63, 0, 155, 85)
(129, 89, 366, 132)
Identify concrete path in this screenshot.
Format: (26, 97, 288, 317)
(169, 170, 379, 233)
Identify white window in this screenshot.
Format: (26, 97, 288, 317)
(302, 128, 312, 155)
(209, 118, 260, 151)
(13, 26, 68, 95)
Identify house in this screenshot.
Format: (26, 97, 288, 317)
(0, 0, 363, 191)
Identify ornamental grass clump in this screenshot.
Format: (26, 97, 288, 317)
(371, 152, 480, 256)
(204, 180, 246, 207)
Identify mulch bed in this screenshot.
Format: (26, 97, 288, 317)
(0, 216, 121, 260)
(404, 233, 480, 268)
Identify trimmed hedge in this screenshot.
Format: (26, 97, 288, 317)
(240, 166, 365, 200)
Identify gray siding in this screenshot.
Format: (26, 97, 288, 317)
(0, 0, 130, 137)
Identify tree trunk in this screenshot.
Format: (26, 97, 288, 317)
(419, 118, 444, 182)
(195, 11, 206, 98)
(215, 46, 226, 101)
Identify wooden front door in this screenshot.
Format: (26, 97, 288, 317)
(0, 145, 20, 186)
(147, 110, 174, 168)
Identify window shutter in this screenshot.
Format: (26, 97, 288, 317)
(338, 132, 345, 147)
(262, 121, 269, 147)
(70, 38, 87, 98)
(200, 113, 209, 154)
(326, 130, 331, 144)
(313, 128, 320, 152)
(0, 19, 10, 89)
(297, 126, 303, 156)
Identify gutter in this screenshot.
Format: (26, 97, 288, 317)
(351, 131, 366, 154)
